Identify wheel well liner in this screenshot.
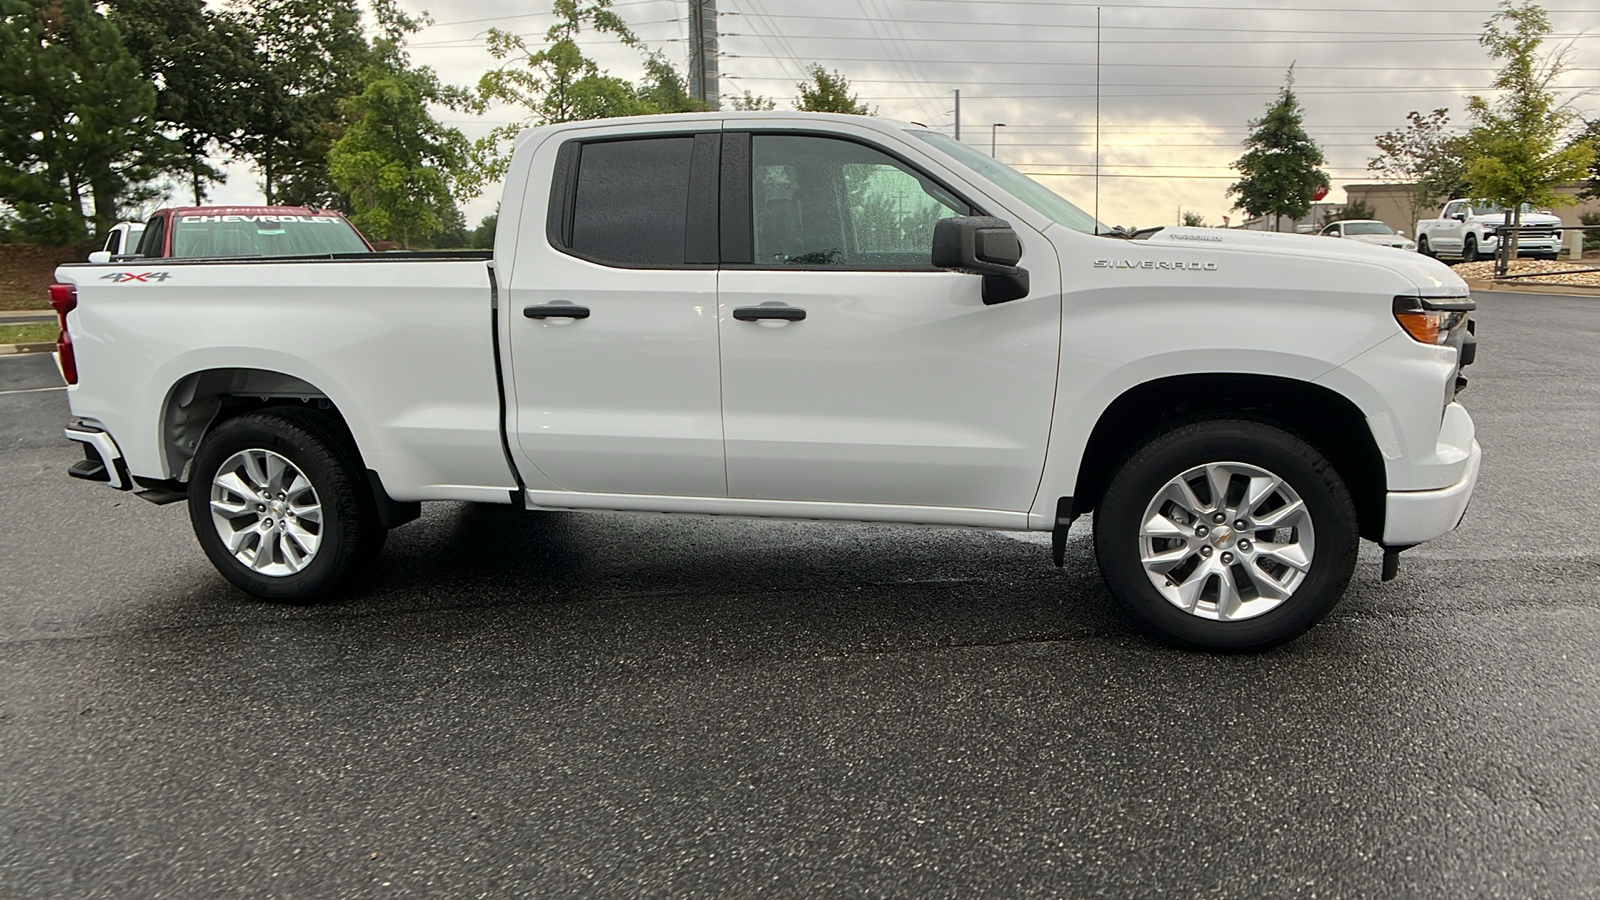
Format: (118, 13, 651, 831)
(160, 368, 419, 528)
(1071, 374, 1388, 542)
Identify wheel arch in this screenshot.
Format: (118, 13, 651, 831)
(1070, 373, 1388, 542)
(159, 367, 348, 481)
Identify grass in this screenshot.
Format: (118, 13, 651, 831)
(0, 322, 59, 344)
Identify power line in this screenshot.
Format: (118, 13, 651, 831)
(721, 12, 1592, 37)
(894, 0, 1600, 12)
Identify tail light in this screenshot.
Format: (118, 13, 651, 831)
(48, 282, 77, 385)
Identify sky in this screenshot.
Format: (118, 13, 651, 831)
(205, 0, 1600, 230)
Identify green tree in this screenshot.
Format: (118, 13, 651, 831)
(328, 1, 472, 248)
(635, 52, 706, 114)
(232, 0, 370, 206)
(727, 89, 776, 111)
(108, 0, 258, 205)
(795, 65, 872, 115)
(1228, 67, 1329, 232)
(1463, 0, 1595, 258)
(1369, 109, 1471, 227)
(1570, 118, 1600, 200)
(0, 0, 171, 242)
(1180, 210, 1206, 227)
(1334, 198, 1377, 221)
(469, 211, 498, 249)
(470, 0, 646, 186)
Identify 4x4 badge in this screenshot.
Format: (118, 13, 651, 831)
(100, 272, 172, 283)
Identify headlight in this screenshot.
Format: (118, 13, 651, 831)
(1394, 295, 1473, 346)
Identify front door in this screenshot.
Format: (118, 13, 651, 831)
(716, 131, 1061, 512)
(504, 129, 727, 497)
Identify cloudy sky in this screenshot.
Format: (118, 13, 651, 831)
(209, 0, 1600, 229)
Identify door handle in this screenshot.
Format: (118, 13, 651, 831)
(733, 306, 806, 321)
(524, 304, 590, 319)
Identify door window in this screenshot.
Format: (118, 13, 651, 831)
(750, 135, 970, 268)
(567, 137, 695, 267)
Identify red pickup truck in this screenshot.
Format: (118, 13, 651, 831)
(103, 206, 374, 260)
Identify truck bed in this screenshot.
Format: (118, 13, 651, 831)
(56, 253, 516, 504)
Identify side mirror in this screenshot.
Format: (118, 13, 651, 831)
(87, 251, 112, 264)
(1396, 229, 1406, 236)
(1450, 213, 1467, 222)
(931, 216, 1030, 305)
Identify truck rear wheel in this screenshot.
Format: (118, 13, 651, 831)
(1092, 419, 1358, 651)
(187, 408, 385, 601)
(1417, 235, 1434, 258)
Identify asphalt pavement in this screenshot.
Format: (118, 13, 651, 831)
(2, 291, 1597, 898)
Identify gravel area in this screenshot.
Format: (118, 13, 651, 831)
(1453, 257, 1600, 286)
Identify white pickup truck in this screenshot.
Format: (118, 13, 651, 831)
(51, 112, 1481, 651)
(1415, 199, 1563, 261)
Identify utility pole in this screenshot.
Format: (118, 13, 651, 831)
(953, 89, 960, 140)
(687, 0, 719, 109)
(991, 122, 1006, 158)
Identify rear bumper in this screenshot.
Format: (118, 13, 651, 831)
(1382, 439, 1481, 546)
(64, 422, 130, 490)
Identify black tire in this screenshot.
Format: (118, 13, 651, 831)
(1417, 234, 1434, 258)
(1092, 419, 1359, 652)
(1462, 234, 1479, 262)
(187, 407, 385, 602)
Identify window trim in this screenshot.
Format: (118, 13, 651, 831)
(546, 132, 721, 271)
(723, 129, 988, 272)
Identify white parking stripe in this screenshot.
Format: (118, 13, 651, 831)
(0, 386, 66, 396)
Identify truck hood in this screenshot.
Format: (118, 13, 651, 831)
(1465, 212, 1561, 225)
(1142, 226, 1468, 297)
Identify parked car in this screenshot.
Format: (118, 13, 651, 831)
(119, 206, 373, 259)
(1318, 219, 1416, 251)
(87, 221, 145, 263)
(51, 112, 1480, 651)
(1415, 199, 1562, 261)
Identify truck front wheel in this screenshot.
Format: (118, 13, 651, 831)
(1092, 419, 1358, 651)
(187, 408, 385, 601)
(1462, 234, 1480, 262)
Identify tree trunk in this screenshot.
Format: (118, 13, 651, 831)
(89, 175, 118, 241)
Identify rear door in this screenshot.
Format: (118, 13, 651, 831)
(503, 125, 727, 497)
(715, 129, 1061, 512)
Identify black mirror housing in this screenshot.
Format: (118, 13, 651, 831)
(932, 216, 1030, 305)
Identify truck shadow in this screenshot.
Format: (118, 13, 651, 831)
(326, 500, 1138, 654)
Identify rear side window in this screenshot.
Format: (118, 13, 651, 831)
(568, 137, 695, 267)
(136, 216, 164, 257)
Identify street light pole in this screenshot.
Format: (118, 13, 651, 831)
(991, 122, 1006, 158)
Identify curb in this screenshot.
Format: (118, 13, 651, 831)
(0, 308, 53, 320)
(0, 342, 56, 355)
(1466, 278, 1600, 297)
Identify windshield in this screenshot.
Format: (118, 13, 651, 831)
(1469, 202, 1540, 217)
(913, 131, 1102, 234)
(170, 213, 370, 258)
(1343, 222, 1395, 235)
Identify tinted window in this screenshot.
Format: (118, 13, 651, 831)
(136, 216, 164, 257)
(751, 135, 969, 268)
(570, 137, 695, 266)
